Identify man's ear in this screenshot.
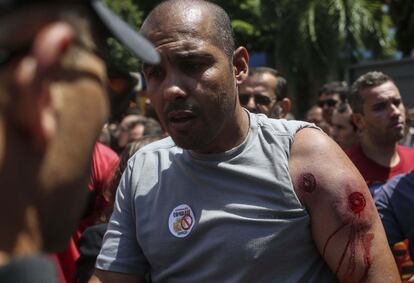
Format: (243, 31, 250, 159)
(12, 22, 76, 152)
(280, 98, 292, 118)
(232, 47, 249, 85)
(351, 113, 364, 132)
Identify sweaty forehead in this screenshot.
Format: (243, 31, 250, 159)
(142, 4, 214, 45)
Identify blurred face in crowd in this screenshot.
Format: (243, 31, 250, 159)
(306, 106, 324, 126)
(142, 4, 248, 153)
(407, 106, 414, 128)
(0, 5, 109, 251)
(318, 93, 340, 124)
(331, 111, 358, 150)
(353, 81, 405, 146)
(238, 73, 277, 115)
(117, 115, 145, 148)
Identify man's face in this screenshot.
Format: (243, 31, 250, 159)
(0, 8, 109, 250)
(331, 111, 358, 150)
(407, 106, 414, 128)
(142, 8, 239, 152)
(306, 107, 323, 127)
(318, 93, 340, 124)
(356, 81, 405, 145)
(238, 73, 277, 115)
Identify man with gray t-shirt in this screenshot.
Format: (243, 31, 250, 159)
(93, 1, 399, 282)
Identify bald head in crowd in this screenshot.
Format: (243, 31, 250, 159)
(93, 1, 399, 283)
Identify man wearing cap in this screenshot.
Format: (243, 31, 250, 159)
(0, 0, 158, 282)
(94, 1, 398, 282)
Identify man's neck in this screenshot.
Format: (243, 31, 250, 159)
(360, 137, 399, 167)
(193, 106, 250, 154)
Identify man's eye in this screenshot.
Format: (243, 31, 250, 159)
(373, 103, 386, 111)
(393, 99, 401, 107)
(146, 67, 164, 80)
(181, 61, 208, 74)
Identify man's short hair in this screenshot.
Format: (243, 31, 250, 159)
(249, 67, 288, 100)
(349, 71, 393, 114)
(142, 0, 235, 59)
(318, 81, 349, 102)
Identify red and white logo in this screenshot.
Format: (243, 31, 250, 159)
(168, 204, 195, 238)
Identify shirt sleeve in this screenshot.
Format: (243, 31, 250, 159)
(95, 158, 150, 275)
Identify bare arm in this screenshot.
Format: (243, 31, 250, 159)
(288, 128, 399, 283)
(89, 269, 145, 283)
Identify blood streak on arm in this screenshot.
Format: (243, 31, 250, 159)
(322, 191, 373, 281)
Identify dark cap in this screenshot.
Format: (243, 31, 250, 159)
(0, 0, 160, 65)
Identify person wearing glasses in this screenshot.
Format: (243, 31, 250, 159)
(0, 0, 158, 282)
(317, 81, 349, 125)
(94, 1, 398, 282)
(238, 67, 292, 119)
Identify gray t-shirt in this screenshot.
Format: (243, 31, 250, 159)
(96, 113, 335, 282)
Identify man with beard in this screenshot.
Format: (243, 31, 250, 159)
(347, 71, 414, 196)
(94, 1, 398, 282)
(347, 71, 414, 281)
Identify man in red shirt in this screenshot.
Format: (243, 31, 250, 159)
(347, 71, 414, 280)
(347, 71, 414, 196)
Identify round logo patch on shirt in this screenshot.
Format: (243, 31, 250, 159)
(168, 204, 195, 238)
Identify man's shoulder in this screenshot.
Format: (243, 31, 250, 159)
(397, 144, 414, 155)
(254, 113, 318, 136)
(375, 170, 414, 210)
(345, 143, 361, 156)
(129, 136, 180, 164)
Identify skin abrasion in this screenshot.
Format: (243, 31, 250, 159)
(323, 189, 375, 282)
(298, 173, 317, 193)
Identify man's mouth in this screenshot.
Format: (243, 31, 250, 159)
(167, 110, 197, 132)
(390, 121, 404, 129)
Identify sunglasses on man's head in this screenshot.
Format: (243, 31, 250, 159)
(317, 99, 338, 108)
(239, 94, 274, 106)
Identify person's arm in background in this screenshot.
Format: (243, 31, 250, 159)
(289, 128, 400, 283)
(374, 172, 414, 282)
(89, 270, 144, 283)
(90, 159, 149, 283)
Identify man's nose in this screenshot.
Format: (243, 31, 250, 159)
(246, 96, 256, 111)
(163, 72, 186, 102)
(390, 103, 402, 118)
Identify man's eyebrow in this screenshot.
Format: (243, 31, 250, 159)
(174, 51, 214, 60)
(142, 63, 154, 72)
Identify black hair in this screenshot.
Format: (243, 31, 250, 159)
(349, 71, 393, 114)
(318, 81, 349, 102)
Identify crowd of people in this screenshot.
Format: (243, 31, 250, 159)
(1, 0, 414, 283)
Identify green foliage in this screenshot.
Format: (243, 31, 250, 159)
(388, 0, 414, 57)
(102, 0, 144, 73)
(258, 0, 395, 115)
(103, 0, 397, 116)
